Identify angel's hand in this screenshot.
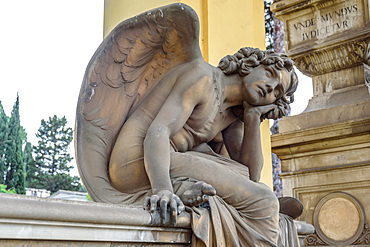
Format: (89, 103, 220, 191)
(144, 190, 185, 226)
(263, 99, 290, 120)
(243, 101, 289, 122)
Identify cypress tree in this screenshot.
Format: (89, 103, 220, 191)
(0, 101, 8, 184)
(5, 95, 25, 194)
(24, 142, 36, 188)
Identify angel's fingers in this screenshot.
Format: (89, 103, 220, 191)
(170, 197, 178, 225)
(176, 197, 185, 215)
(160, 198, 169, 225)
(279, 108, 287, 118)
(273, 108, 281, 119)
(277, 105, 288, 118)
(261, 104, 279, 114)
(202, 195, 209, 203)
(150, 195, 159, 213)
(144, 196, 150, 211)
(266, 111, 274, 120)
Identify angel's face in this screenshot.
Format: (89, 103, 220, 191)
(242, 65, 291, 106)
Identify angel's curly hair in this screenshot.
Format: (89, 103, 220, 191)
(218, 47, 298, 104)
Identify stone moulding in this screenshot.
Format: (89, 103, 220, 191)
(364, 42, 370, 92)
(0, 194, 191, 245)
(313, 192, 365, 245)
(271, 116, 370, 151)
(0, 194, 314, 246)
(354, 223, 370, 245)
(294, 39, 369, 77)
(306, 223, 370, 246)
(271, 0, 370, 77)
(306, 233, 329, 246)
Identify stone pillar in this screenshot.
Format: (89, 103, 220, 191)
(271, 0, 370, 245)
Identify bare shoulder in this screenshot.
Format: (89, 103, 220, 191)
(174, 59, 215, 98)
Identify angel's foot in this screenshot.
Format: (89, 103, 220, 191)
(180, 181, 216, 207)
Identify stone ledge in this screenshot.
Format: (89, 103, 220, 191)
(0, 193, 315, 246)
(271, 116, 370, 148)
(276, 100, 370, 133)
(0, 240, 187, 247)
(0, 194, 191, 245)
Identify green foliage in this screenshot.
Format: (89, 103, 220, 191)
(264, 0, 274, 50)
(1, 97, 81, 195)
(4, 95, 26, 194)
(0, 101, 8, 184)
(86, 193, 92, 201)
(0, 184, 16, 194)
(24, 142, 36, 188)
(30, 115, 81, 193)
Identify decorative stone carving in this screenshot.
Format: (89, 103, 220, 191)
(306, 233, 329, 246)
(271, 1, 370, 246)
(306, 223, 370, 246)
(353, 223, 370, 245)
(271, 0, 370, 79)
(313, 192, 365, 245)
(294, 39, 369, 77)
(364, 42, 370, 93)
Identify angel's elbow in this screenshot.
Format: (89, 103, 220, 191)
(144, 125, 170, 144)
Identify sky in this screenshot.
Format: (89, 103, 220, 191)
(0, 1, 312, 176)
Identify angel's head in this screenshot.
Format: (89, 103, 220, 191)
(218, 48, 298, 108)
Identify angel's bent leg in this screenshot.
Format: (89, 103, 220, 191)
(170, 151, 279, 245)
(109, 118, 151, 193)
(170, 150, 279, 221)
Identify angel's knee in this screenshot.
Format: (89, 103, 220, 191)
(109, 158, 150, 193)
(237, 183, 278, 218)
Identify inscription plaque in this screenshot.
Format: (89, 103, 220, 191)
(286, 0, 364, 48)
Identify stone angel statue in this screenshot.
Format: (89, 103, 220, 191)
(76, 3, 298, 246)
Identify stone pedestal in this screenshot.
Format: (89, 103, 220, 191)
(0, 194, 191, 246)
(271, 0, 370, 245)
(0, 194, 314, 246)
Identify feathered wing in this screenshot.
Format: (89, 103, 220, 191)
(75, 3, 202, 203)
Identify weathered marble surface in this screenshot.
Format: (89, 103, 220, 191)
(0, 194, 191, 246)
(271, 0, 370, 245)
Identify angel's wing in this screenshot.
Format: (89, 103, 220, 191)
(75, 3, 202, 203)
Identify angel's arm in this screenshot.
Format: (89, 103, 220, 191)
(223, 102, 282, 182)
(143, 74, 203, 225)
(222, 117, 264, 182)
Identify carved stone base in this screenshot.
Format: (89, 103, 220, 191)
(272, 116, 370, 246)
(271, 0, 370, 245)
(304, 64, 370, 113)
(0, 240, 186, 247)
(278, 99, 370, 132)
(0, 194, 191, 246)
(0, 193, 314, 247)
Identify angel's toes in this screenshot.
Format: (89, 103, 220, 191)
(179, 191, 195, 206)
(189, 195, 206, 207)
(200, 182, 216, 196)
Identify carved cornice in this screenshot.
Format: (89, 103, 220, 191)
(316, 0, 336, 9)
(293, 39, 369, 77)
(272, 0, 339, 16)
